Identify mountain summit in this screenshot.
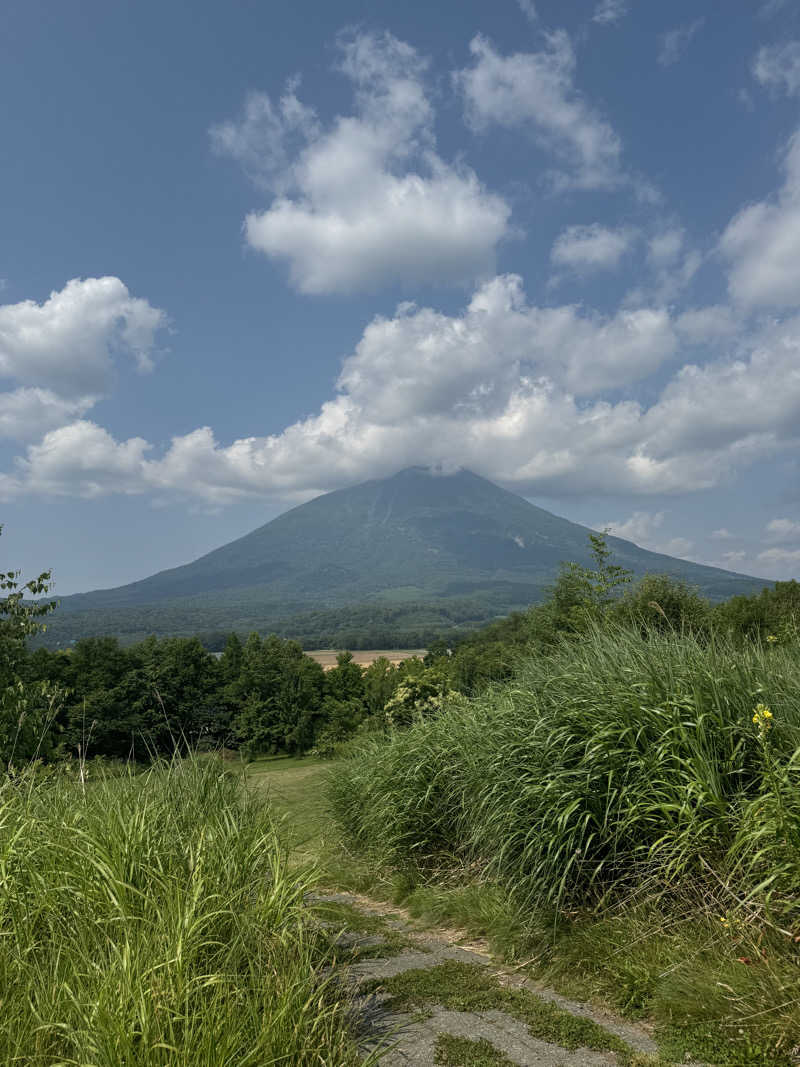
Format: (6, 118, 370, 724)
(46, 468, 769, 645)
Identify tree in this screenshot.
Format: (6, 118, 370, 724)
(549, 531, 632, 631)
(232, 634, 326, 756)
(362, 656, 398, 715)
(613, 573, 710, 635)
(0, 531, 61, 768)
(383, 669, 463, 728)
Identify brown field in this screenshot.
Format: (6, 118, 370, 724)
(306, 648, 426, 671)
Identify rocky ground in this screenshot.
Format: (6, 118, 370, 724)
(312, 891, 669, 1067)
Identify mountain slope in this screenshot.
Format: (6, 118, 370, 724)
(44, 468, 771, 645)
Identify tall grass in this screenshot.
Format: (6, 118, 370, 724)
(0, 757, 360, 1066)
(330, 626, 800, 1056)
(330, 625, 800, 911)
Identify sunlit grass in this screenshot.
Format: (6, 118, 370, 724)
(329, 624, 800, 1059)
(0, 756, 362, 1066)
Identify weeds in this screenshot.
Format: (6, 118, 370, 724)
(0, 756, 361, 1065)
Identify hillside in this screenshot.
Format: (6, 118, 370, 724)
(41, 467, 770, 646)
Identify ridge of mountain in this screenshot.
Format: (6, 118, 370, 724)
(44, 467, 771, 645)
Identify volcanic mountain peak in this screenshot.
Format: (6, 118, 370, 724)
(46, 467, 770, 645)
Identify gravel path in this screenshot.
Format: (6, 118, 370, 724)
(312, 891, 662, 1066)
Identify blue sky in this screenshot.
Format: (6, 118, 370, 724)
(3, 0, 800, 593)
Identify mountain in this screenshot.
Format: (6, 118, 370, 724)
(41, 467, 771, 647)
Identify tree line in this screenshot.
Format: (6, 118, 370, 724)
(3, 529, 800, 769)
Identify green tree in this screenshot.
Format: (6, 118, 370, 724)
(613, 573, 711, 635)
(0, 533, 61, 768)
(383, 669, 462, 728)
(362, 656, 398, 715)
(549, 531, 633, 631)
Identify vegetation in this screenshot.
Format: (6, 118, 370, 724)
(330, 619, 800, 1061)
(0, 531, 60, 768)
(0, 758, 362, 1065)
(8, 524, 800, 1062)
(359, 960, 628, 1054)
(434, 1035, 516, 1067)
(11, 527, 800, 767)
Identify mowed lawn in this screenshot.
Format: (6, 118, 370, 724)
(246, 756, 336, 863)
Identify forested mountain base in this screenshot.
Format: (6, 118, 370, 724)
(37, 468, 769, 650)
(8, 535, 800, 768)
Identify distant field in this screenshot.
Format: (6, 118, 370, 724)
(307, 648, 426, 670)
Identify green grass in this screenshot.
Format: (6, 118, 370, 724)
(0, 756, 363, 1066)
(246, 754, 382, 890)
(434, 1034, 516, 1065)
(331, 626, 800, 910)
(246, 755, 335, 859)
(360, 960, 629, 1055)
(312, 897, 419, 960)
(328, 625, 800, 1060)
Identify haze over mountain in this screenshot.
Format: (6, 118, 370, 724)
(42, 468, 769, 647)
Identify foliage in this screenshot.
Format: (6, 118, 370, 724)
(15, 529, 800, 768)
(330, 623, 800, 1057)
(0, 530, 61, 768)
(384, 671, 463, 727)
(611, 572, 711, 635)
(331, 624, 800, 913)
(0, 757, 361, 1064)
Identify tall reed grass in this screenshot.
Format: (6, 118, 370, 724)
(331, 626, 800, 1055)
(330, 626, 800, 912)
(0, 757, 360, 1065)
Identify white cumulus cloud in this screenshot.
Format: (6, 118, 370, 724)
(214, 32, 511, 294)
(0, 389, 94, 442)
(455, 33, 626, 191)
(12, 277, 800, 506)
(765, 517, 800, 541)
(0, 276, 166, 396)
(604, 510, 694, 558)
(0, 277, 167, 442)
(19, 421, 152, 499)
(605, 510, 665, 544)
(720, 128, 800, 308)
(757, 546, 800, 567)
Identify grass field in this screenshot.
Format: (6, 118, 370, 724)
(305, 648, 426, 670)
(246, 755, 335, 861)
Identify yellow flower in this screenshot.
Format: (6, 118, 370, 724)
(767, 634, 778, 643)
(752, 703, 773, 734)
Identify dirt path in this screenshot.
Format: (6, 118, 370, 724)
(312, 891, 663, 1067)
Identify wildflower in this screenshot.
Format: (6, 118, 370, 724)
(752, 703, 773, 736)
(767, 634, 778, 644)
